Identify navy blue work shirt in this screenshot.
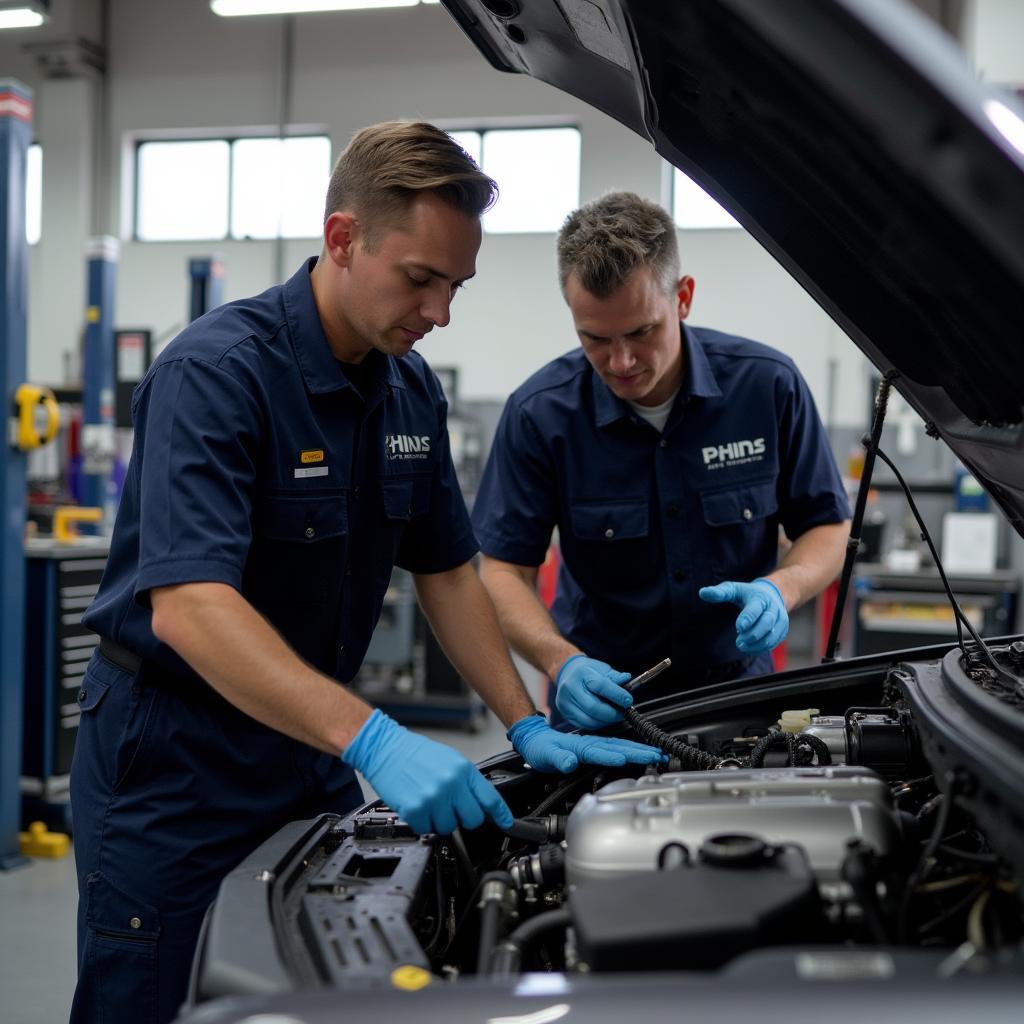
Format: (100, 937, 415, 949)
(472, 324, 850, 682)
(84, 258, 477, 685)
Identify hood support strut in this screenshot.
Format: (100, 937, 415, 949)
(823, 372, 899, 662)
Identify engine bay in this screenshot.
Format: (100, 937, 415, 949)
(189, 644, 1024, 1004)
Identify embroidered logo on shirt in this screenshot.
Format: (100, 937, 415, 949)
(385, 434, 432, 460)
(702, 437, 766, 470)
(299, 449, 325, 464)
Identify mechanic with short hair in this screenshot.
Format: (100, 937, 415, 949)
(473, 192, 851, 730)
(70, 128, 662, 1024)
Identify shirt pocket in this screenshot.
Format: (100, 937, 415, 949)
(381, 474, 433, 522)
(249, 493, 348, 605)
(700, 479, 780, 577)
(569, 500, 650, 543)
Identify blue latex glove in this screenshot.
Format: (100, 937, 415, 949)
(698, 577, 789, 654)
(507, 714, 665, 773)
(343, 709, 513, 835)
(555, 654, 633, 730)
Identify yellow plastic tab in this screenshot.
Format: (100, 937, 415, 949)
(18, 822, 70, 859)
(54, 506, 103, 542)
(390, 965, 432, 991)
(300, 449, 325, 464)
(85, 305, 100, 324)
(14, 382, 59, 451)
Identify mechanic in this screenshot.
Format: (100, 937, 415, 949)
(69, 126, 663, 1024)
(473, 192, 851, 730)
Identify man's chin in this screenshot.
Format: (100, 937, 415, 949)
(607, 376, 649, 401)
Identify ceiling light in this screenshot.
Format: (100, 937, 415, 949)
(211, 0, 420, 15)
(0, 1, 48, 29)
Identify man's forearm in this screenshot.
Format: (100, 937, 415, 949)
(151, 582, 372, 755)
(478, 556, 582, 681)
(414, 562, 539, 728)
(764, 520, 850, 611)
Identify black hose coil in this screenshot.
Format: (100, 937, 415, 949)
(623, 706, 720, 770)
(749, 730, 832, 768)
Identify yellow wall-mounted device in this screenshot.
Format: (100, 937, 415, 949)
(13, 382, 59, 451)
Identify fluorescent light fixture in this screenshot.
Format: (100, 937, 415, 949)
(211, 0, 418, 14)
(984, 98, 1024, 158)
(0, 1, 48, 29)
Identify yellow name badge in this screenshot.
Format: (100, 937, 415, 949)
(300, 449, 325, 464)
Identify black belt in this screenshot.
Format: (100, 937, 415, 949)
(99, 637, 143, 675)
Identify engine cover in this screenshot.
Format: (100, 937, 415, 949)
(565, 766, 899, 885)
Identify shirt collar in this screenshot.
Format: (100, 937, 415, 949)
(592, 321, 722, 427)
(283, 257, 405, 395)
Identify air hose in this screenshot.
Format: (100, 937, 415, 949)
(489, 907, 572, 977)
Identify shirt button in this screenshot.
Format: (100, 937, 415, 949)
(344, 564, 352, 576)
(339, 645, 345, 655)
(742, 508, 753, 521)
(673, 569, 687, 583)
(604, 528, 615, 539)
(666, 503, 679, 517)
(130, 917, 142, 930)
(305, 526, 316, 538)
(659, 439, 668, 448)
(78, 689, 86, 702)
(353, 486, 360, 498)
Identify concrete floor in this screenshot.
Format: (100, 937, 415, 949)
(0, 711, 513, 1024)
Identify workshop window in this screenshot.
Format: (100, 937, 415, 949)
(136, 140, 230, 241)
(26, 143, 41, 245)
(671, 166, 741, 230)
(135, 134, 331, 242)
(448, 126, 581, 234)
(230, 136, 331, 240)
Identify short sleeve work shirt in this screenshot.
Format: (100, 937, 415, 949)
(84, 259, 477, 683)
(472, 325, 850, 678)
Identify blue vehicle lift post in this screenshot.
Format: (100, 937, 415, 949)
(188, 255, 224, 323)
(81, 235, 119, 515)
(0, 79, 34, 868)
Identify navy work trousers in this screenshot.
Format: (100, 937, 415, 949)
(69, 651, 363, 1024)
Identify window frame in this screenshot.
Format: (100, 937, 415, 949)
(132, 131, 331, 243)
(441, 121, 582, 235)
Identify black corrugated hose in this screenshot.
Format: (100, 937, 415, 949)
(623, 706, 721, 770)
(750, 730, 832, 768)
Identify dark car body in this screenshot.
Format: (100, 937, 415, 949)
(176, 2, 1024, 1020)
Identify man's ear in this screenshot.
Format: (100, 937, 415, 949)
(323, 211, 360, 268)
(675, 276, 696, 320)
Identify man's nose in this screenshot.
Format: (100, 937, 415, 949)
(422, 286, 452, 329)
(608, 340, 635, 374)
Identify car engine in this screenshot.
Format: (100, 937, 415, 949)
(189, 646, 1024, 1003)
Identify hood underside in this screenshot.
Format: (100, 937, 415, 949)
(442, 0, 1024, 531)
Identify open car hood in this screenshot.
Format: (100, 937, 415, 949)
(442, 0, 1024, 532)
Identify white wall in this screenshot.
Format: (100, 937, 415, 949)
(966, 0, 1024, 84)
(3, 0, 917, 426)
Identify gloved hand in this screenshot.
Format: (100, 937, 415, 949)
(555, 654, 633, 730)
(698, 577, 789, 654)
(507, 713, 665, 773)
(343, 709, 513, 835)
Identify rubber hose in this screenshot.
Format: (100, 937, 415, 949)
(506, 818, 549, 843)
(489, 908, 572, 978)
(475, 871, 514, 975)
